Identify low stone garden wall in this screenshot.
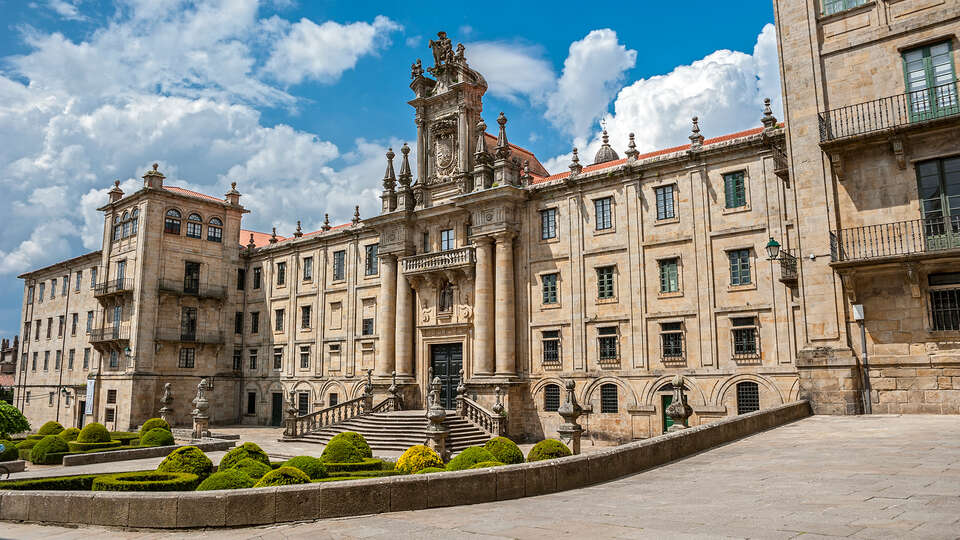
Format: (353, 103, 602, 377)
(0, 461, 26, 474)
(62, 439, 237, 467)
(0, 401, 811, 529)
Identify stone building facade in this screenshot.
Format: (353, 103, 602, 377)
(774, 0, 960, 414)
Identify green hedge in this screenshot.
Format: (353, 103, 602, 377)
(328, 432, 373, 458)
(18, 448, 31, 461)
(30, 435, 70, 464)
(468, 460, 505, 469)
(219, 442, 270, 471)
(157, 446, 213, 479)
(140, 428, 174, 447)
(413, 467, 445, 475)
(484, 436, 524, 465)
(231, 457, 271, 479)
(526, 439, 572, 462)
(283, 456, 327, 480)
(139, 418, 171, 438)
(109, 432, 140, 446)
(0, 473, 103, 491)
(320, 438, 364, 463)
(323, 457, 384, 472)
(37, 421, 65, 436)
(313, 470, 400, 483)
(77, 423, 111, 443)
(58, 428, 81, 442)
(68, 440, 122, 452)
(196, 469, 255, 491)
(92, 471, 200, 492)
(446, 447, 496, 471)
(253, 466, 310, 488)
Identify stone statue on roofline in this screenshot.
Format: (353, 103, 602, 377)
(429, 31, 454, 71)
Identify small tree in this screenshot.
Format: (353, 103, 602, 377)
(0, 400, 30, 438)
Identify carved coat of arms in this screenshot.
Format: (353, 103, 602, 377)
(433, 119, 457, 179)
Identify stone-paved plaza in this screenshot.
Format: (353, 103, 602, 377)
(2, 414, 958, 539)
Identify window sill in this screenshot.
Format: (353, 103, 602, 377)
(654, 217, 680, 226)
(539, 236, 560, 244)
(727, 283, 757, 292)
(721, 205, 751, 215)
(593, 228, 616, 236)
(541, 302, 562, 310)
(596, 297, 618, 305)
(658, 291, 683, 299)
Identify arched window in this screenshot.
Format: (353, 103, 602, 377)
(736, 381, 760, 415)
(600, 383, 618, 413)
(438, 282, 454, 312)
(121, 211, 130, 238)
(113, 214, 122, 241)
(207, 217, 223, 243)
(130, 208, 139, 235)
(186, 213, 203, 238)
(544, 384, 561, 412)
(164, 209, 181, 235)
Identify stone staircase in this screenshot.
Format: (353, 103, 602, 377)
(294, 410, 491, 453)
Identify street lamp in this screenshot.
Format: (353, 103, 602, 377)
(765, 237, 782, 261)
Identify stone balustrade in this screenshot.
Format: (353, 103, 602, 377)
(400, 246, 475, 274)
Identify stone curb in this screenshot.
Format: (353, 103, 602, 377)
(0, 400, 811, 529)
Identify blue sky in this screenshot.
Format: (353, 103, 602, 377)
(0, 0, 780, 337)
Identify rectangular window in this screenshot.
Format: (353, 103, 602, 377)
(544, 385, 561, 412)
(86, 311, 93, 333)
(249, 349, 258, 370)
(541, 273, 559, 304)
(728, 249, 752, 286)
(929, 273, 960, 331)
(104, 408, 116, 423)
(821, 0, 868, 15)
(237, 268, 246, 290)
(276, 261, 286, 286)
(362, 318, 374, 336)
(207, 223, 222, 242)
(542, 330, 560, 364)
(600, 384, 618, 413)
(732, 317, 759, 359)
(109, 350, 119, 369)
(303, 257, 313, 281)
(594, 197, 612, 230)
(540, 208, 557, 239)
(598, 326, 618, 361)
(35, 320, 40, 340)
(24, 322, 30, 342)
(83, 348, 90, 370)
(178, 348, 195, 368)
(659, 258, 680, 293)
(38, 283, 44, 303)
(440, 229, 455, 251)
(184, 261, 200, 294)
(903, 41, 958, 121)
(365, 244, 379, 276)
(49, 392, 54, 406)
(275, 309, 284, 332)
(251, 312, 260, 334)
(62, 275, 68, 296)
(300, 346, 310, 369)
(20, 353, 27, 372)
(47, 318, 53, 338)
(233, 349, 242, 370)
(332, 250, 346, 281)
(57, 315, 64, 337)
(90, 267, 97, 289)
(273, 348, 283, 370)
(75, 271, 82, 291)
(655, 185, 675, 220)
(32, 352, 37, 371)
(44, 351, 50, 370)
(253, 267, 262, 289)
(68, 349, 75, 370)
(71, 313, 78, 336)
(597, 266, 615, 299)
(661, 322, 684, 359)
(329, 343, 341, 353)
(55, 350, 62, 370)
(298, 392, 309, 416)
(186, 220, 202, 239)
(180, 307, 197, 340)
(235, 312, 244, 334)
(301, 305, 311, 328)
(422, 231, 430, 253)
(329, 393, 339, 407)
(246, 392, 257, 415)
(723, 171, 747, 208)
(51, 279, 56, 299)
(27, 285, 34, 305)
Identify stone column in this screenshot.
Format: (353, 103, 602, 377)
(395, 272, 414, 376)
(376, 254, 398, 376)
(473, 237, 495, 376)
(494, 232, 516, 376)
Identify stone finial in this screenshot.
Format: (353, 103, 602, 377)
(625, 132, 639, 160)
(322, 213, 331, 231)
(761, 97, 778, 129)
(568, 148, 583, 175)
(593, 127, 620, 164)
(352, 205, 360, 225)
(293, 220, 303, 238)
(224, 181, 241, 205)
(520, 159, 532, 183)
(494, 112, 511, 160)
(398, 142, 413, 188)
(109, 180, 124, 202)
(269, 227, 278, 244)
(383, 148, 397, 191)
(142, 162, 165, 189)
(689, 116, 704, 149)
(247, 233, 256, 250)
(492, 386, 505, 416)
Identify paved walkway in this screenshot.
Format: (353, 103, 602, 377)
(3, 415, 960, 539)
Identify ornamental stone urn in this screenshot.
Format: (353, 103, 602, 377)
(665, 374, 693, 432)
(557, 379, 584, 454)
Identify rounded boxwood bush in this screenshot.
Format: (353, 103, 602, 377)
(0, 440, 20, 462)
(196, 469, 255, 491)
(231, 457, 272, 479)
(37, 421, 64, 436)
(253, 466, 310, 488)
(328, 431, 372, 458)
(58, 427, 80, 442)
(413, 467, 445, 474)
(30, 435, 69, 464)
(140, 427, 175, 447)
(284, 455, 328, 479)
(321, 437, 364, 464)
(219, 442, 270, 471)
(396, 445, 443, 475)
(468, 461, 505, 469)
(77, 422, 111, 443)
(446, 446, 497, 471)
(16, 438, 38, 450)
(484, 436, 524, 465)
(92, 471, 199, 492)
(526, 439, 572, 462)
(67, 440, 122, 452)
(139, 418, 170, 438)
(157, 445, 214, 479)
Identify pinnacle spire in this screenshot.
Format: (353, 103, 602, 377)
(322, 213, 331, 231)
(689, 117, 704, 149)
(625, 132, 639, 160)
(569, 148, 583, 175)
(398, 142, 413, 187)
(352, 205, 360, 225)
(383, 147, 397, 190)
(495, 112, 511, 160)
(269, 227, 278, 244)
(294, 220, 302, 238)
(761, 98, 778, 129)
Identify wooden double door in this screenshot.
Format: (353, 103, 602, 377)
(430, 343, 462, 409)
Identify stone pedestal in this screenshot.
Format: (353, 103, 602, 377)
(425, 376, 450, 461)
(557, 380, 583, 454)
(158, 382, 174, 427)
(190, 378, 210, 440)
(666, 375, 693, 432)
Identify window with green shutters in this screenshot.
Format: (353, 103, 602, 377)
(821, 0, 867, 16)
(903, 41, 958, 121)
(723, 171, 747, 208)
(597, 266, 615, 299)
(728, 249, 752, 286)
(542, 273, 558, 304)
(594, 197, 613, 230)
(659, 258, 679, 293)
(655, 185, 675, 220)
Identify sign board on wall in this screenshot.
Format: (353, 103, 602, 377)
(84, 380, 95, 415)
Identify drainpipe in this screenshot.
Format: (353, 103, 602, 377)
(852, 304, 871, 414)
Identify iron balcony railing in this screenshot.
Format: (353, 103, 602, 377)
(89, 326, 130, 342)
(158, 279, 226, 299)
(772, 144, 789, 179)
(819, 79, 960, 142)
(401, 246, 475, 274)
(830, 216, 960, 262)
(778, 249, 798, 284)
(155, 328, 225, 344)
(93, 279, 133, 297)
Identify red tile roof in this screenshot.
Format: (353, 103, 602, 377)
(164, 186, 224, 203)
(241, 222, 354, 249)
(532, 125, 770, 185)
(482, 133, 549, 177)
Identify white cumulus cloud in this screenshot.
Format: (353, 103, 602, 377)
(465, 41, 555, 103)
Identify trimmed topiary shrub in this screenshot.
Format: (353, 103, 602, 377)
(526, 439, 572, 462)
(0, 440, 19, 462)
(328, 431, 373, 458)
(396, 445, 443, 474)
(253, 466, 310, 488)
(484, 436, 524, 465)
(58, 427, 81, 442)
(77, 422, 111, 443)
(30, 434, 70, 464)
(37, 421, 64, 436)
(196, 469, 255, 491)
(15, 438, 37, 449)
(219, 442, 270, 471)
(284, 455, 327, 480)
(446, 446, 497, 471)
(322, 457, 384, 473)
(140, 427, 174, 447)
(413, 467, 445, 475)
(0, 399, 31, 438)
(139, 418, 171, 438)
(110, 432, 140, 446)
(321, 437, 364, 464)
(157, 445, 214, 479)
(468, 461, 505, 469)
(231, 457, 272, 479)
(92, 471, 200, 492)
(67, 440, 122, 452)
(0, 473, 102, 491)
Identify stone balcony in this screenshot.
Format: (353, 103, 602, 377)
(830, 216, 960, 266)
(93, 278, 133, 299)
(401, 246, 475, 275)
(158, 279, 226, 300)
